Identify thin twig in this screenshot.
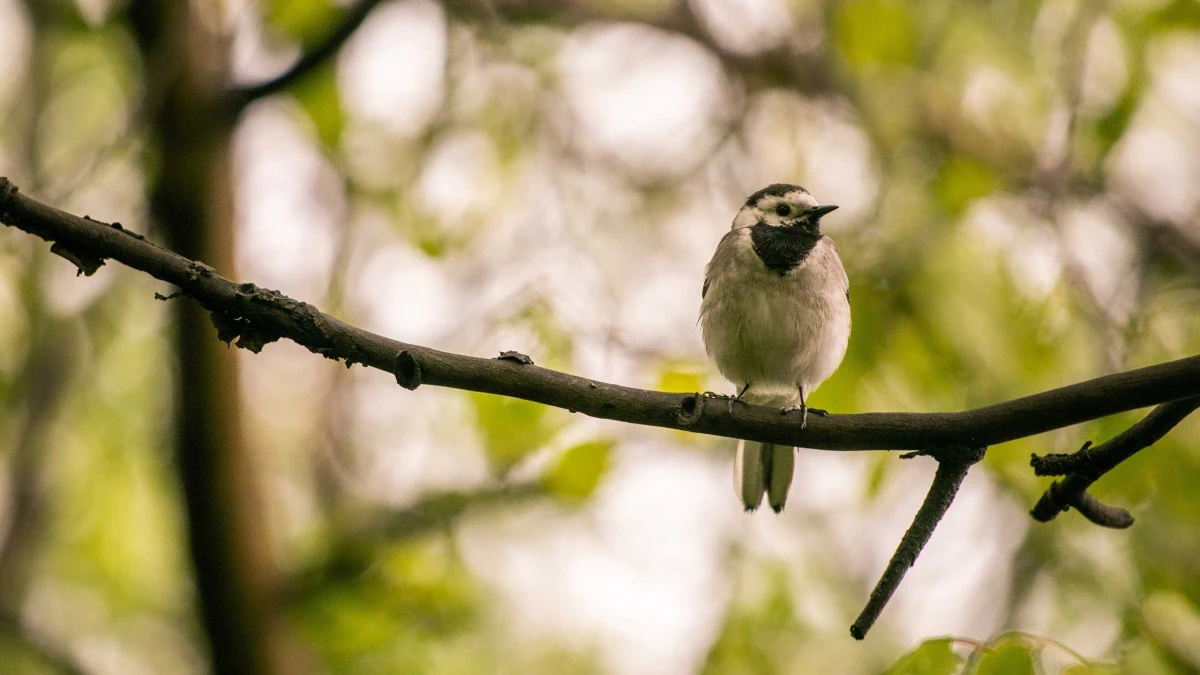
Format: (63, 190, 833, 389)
(284, 482, 545, 599)
(1030, 396, 1200, 528)
(448, 0, 838, 95)
(225, 0, 387, 113)
(360, 482, 544, 540)
(850, 446, 985, 640)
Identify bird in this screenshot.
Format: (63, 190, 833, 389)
(699, 184, 851, 513)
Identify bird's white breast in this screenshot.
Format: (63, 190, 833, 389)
(700, 232, 850, 406)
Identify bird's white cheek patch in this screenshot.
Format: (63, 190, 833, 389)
(732, 208, 758, 230)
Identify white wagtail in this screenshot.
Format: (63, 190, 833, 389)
(699, 184, 851, 512)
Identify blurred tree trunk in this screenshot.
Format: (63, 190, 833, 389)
(0, 259, 69, 611)
(0, 0, 56, 614)
(125, 2, 304, 673)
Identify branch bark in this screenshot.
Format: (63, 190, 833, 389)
(2, 176, 1199, 456)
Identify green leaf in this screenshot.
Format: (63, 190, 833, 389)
(544, 440, 614, 503)
(863, 452, 893, 501)
(1143, 0, 1200, 32)
(833, 0, 917, 67)
(292, 61, 343, 147)
(1142, 591, 1200, 668)
(886, 638, 963, 675)
(1092, 84, 1139, 157)
(471, 393, 562, 475)
(972, 636, 1037, 675)
(935, 155, 999, 216)
(265, 0, 341, 46)
(657, 360, 705, 394)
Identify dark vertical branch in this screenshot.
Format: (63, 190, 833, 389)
(0, 258, 81, 675)
(125, 3, 306, 673)
(0, 9, 83, 670)
(0, 266, 71, 608)
(850, 447, 986, 640)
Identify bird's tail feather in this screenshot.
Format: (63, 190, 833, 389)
(766, 444, 795, 513)
(733, 439, 763, 511)
(735, 440, 796, 513)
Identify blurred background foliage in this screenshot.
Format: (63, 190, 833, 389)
(0, 0, 1199, 673)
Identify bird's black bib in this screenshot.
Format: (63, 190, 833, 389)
(750, 222, 821, 275)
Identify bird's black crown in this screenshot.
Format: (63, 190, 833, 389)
(745, 183, 810, 207)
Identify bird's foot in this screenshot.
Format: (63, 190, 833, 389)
(702, 386, 751, 413)
(727, 391, 752, 414)
(705, 392, 750, 413)
(701, 391, 737, 412)
(779, 404, 827, 430)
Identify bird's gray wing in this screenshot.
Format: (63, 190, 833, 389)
(703, 230, 740, 299)
(825, 236, 850, 301)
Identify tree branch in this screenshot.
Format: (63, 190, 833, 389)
(289, 482, 546, 596)
(2, 177, 1200, 456)
(225, 0, 387, 113)
(352, 482, 545, 542)
(850, 446, 985, 640)
(1030, 396, 1200, 528)
(5, 179, 1200, 640)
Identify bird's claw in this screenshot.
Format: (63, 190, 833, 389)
(727, 395, 748, 414)
(701, 389, 750, 414)
(779, 403, 827, 430)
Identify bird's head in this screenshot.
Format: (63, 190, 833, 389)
(733, 183, 838, 236)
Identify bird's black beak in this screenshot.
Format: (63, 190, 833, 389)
(810, 205, 839, 219)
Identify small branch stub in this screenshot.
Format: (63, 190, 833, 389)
(394, 350, 422, 390)
(1073, 491, 1135, 529)
(0, 177, 17, 216)
(1031, 440, 1093, 476)
(207, 309, 280, 353)
(676, 393, 705, 426)
(496, 350, 534, 365)
(49, 241, 105, 276)
(1029, 479, 1134, 529)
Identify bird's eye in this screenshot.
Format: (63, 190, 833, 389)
(775, 204, 791, 217)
